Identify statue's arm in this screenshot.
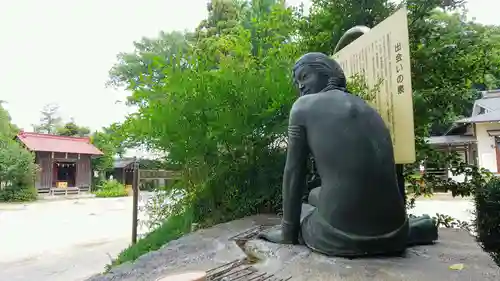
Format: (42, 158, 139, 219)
(282, 102, 309, 243)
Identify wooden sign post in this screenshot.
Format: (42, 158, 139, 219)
(131, 157, 139, 244)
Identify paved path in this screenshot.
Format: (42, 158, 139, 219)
(0, 194, 475, 281)
(0, 196, 150, 281)
(409, 197, 475, 222)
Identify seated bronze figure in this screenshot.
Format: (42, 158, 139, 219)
(259, 52, 438, 257)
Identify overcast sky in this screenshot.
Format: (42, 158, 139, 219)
(0, 0, 497, 132)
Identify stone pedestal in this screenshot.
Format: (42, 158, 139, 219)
(87, 215, 500, 281)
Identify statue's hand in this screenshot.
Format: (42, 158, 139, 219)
(258, 226, 295, 244)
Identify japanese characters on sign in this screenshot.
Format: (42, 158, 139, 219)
(333, 8, 415, 164)
(394, 42, 405, 95)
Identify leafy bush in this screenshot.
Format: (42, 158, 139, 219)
(0, 137, 38, 202)
(94, 179, 128, 198)
(106, 206, 193, 270)
(0, 184, 38, 202)
(475, 177, 500, 266)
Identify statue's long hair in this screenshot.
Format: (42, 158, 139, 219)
(293, 52, 347, 94)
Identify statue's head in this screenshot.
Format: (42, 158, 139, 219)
(292, 52, 346, 96)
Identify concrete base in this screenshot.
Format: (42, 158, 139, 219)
(86, 215, 499, 281)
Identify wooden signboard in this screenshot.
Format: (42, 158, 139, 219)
(139, 170, 180, 180)
(57, 181, 68, 188)
(333, 8, 416, 164)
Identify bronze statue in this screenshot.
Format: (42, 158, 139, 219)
(259, 52, 438, 257)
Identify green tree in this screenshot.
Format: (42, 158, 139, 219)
(56, 118, 91, 137)
(102, 123, 127, 157)
(32, 103, 62, 134)
(408, 5, 500, 135)
(117, 1, 301, 223)
(195, 0, 244, 39)
(90, 126, 127, 176)
(0, 105, 37, 202)
(298, 0, 395, 55)
(107, 31, 193, 93)
(0, 102, 18, 137)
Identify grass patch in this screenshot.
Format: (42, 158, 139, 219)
(106, 206, 194, 271)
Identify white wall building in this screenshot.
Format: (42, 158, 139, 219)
(447, 90, 500, 174)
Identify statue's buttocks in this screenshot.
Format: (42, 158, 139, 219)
(259, 52, 437, 257)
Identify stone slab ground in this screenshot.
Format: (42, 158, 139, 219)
(87, 215, 499, 281)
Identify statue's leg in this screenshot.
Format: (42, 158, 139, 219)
(307, 186, 321, 207)
(407, 215, 439, 246)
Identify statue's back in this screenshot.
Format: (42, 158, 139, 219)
(299, 89, 408, 256)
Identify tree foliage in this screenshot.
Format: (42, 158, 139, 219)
(475, 177, 500, 266)
(107, 31, 193, 93)
(111, 0, 300, 224)
(56, 118, 91, 137)
(0, 104, 37, 202)
(0, 102, 18, 138)
(90, 124, 127, 179)
(298, 0, 395, 54)
(32, 103, 62, 134)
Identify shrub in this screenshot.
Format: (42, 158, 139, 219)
(0, 184, 38, 202)
(475, 177, 500, 266)
(94, 179, 128, 198)
(0, 137, 37, 202)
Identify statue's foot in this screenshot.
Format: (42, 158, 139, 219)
(407, 214, 438, 247)
(258, 227, 283, 243)
(257, 226, 296, 244)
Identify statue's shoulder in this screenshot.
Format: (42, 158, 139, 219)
(293, 90, 364, 113)
(321, 90, 371, 107)
(289, 95, 316, 124)
(292, 95, 314, 110)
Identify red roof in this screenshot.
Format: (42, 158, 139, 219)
(16, 132, 103, 155)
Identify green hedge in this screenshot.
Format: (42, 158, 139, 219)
(94, 179, 128, 198)
(0, 184, 38, 202)
(474, 177, 500, 266)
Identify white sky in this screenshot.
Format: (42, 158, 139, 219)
(0, 0, 496, 132)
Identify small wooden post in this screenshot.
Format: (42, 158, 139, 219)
(132, 157, 139, 244)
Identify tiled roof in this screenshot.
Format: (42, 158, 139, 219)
(475, 97, 500, 111)
(16, 132, 103, 155)
(425, 135, 476, 145)
(455, 110, 500, 124)
(113, 158, 134, 168)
